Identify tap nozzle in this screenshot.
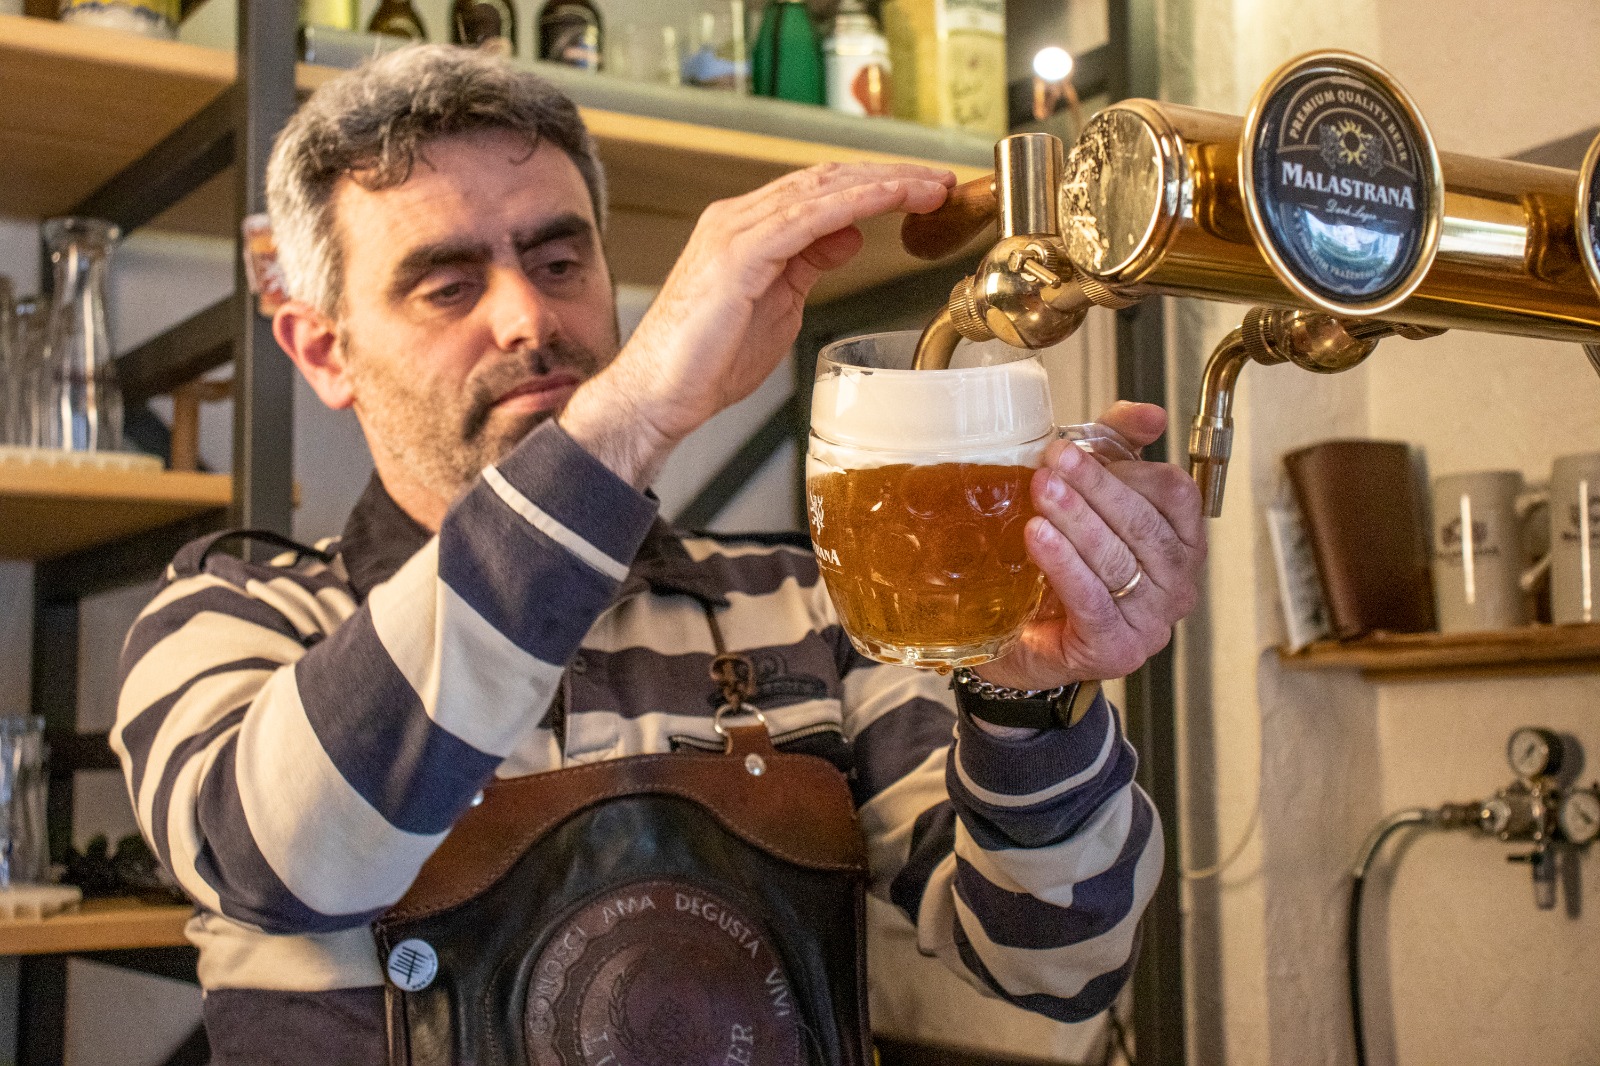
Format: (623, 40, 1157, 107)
(1188, 310, 1443, 517)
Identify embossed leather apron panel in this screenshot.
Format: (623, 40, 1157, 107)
(373, 725, 871, 1066)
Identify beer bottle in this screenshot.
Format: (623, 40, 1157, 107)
(751, 0, 824, 105)
(537, 0, 603, 70)
(369, 0, 429, 40)
(300, 0, 356, 30)
(451, 0, 518, 55)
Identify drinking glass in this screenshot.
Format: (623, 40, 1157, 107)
(0, 276, 15, 445)
(806, 330, 1133, 669)
(14, 296, 50, 448)
(0, 717, 48, 887)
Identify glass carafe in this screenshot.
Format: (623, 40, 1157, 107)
(41, 218, 122, 453)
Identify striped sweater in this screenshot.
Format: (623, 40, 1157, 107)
(113, 419, 1161, 1031)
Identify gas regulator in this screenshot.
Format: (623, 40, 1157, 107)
(1478, 727, 1600, 909)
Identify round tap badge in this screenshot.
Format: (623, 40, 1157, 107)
(1574, 131, 1600, 302)
(1242, 52, 1441, 315)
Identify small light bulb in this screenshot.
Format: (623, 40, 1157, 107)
(1033, 46, 1074, 83)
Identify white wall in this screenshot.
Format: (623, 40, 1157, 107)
(1161, 1, 1600, 1064)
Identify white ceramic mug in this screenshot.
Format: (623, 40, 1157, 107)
(1549, 452, 1600, 624)
(1430, 471, 1547, 633)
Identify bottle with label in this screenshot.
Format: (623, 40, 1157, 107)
(751, 0, 824, 105)
(538, 0, 603, 70)
(823, 0, 889, 117)
(300, 0, 357, 30)
(451, 0, 517, 55)
(369, 0, 428, 40)
(880, 0, 1006, 137)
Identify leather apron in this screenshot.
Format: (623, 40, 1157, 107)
(372, 610, 872, 1066)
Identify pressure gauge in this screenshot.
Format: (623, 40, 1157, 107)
(1507, 727, 1563, 779)
(1558, 789, 1600, 845)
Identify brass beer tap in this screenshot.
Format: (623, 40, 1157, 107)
(905, 132, 1134, 370)
(1188, 309, 1443, 517)
(898, 49, 1600, 516)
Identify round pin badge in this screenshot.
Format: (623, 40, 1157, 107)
(1241, 51, 1442, 315)
(386, 938, 439, 993)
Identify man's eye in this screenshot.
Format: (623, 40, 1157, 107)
(425, 281, 469, 304)
(536, 258, 582, 280)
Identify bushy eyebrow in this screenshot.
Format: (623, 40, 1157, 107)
(385, 213, 597, 301)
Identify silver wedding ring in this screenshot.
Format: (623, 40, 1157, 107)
(1110, 565, 1144, 600)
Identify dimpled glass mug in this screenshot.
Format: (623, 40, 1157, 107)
(806, 331, 1133, 670)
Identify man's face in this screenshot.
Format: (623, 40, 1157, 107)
(330, 131, 617, 504)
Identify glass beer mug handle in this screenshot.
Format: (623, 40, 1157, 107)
(1056, 421, 1137, 465)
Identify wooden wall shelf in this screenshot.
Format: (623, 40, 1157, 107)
(1277, 624, 1600, 681)
(0, 897, 191, 955)
(0, 14, 989, 302)
(0, 460, 230, 561)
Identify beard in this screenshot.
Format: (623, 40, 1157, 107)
(343, 330, 610, 506)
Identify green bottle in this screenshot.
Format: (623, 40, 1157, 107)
(751, 0, 825, 105)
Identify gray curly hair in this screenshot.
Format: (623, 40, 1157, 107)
(266, 45, 606, 316)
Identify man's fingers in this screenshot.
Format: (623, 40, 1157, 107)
(739, 178, 952, 275)
(1112, 460, 1208, 555)
(1041, 444, 1200, 600)
(1032, 461, 1146, 601)
(750, 161, 958, 211)
(1095, 401, 1167, 452)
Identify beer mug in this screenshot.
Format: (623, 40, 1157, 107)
(806, 331, 1134, 669)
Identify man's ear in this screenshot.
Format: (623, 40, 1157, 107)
(274, 300, 354, 410)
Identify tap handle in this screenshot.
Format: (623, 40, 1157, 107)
(901, 176, 997, 261)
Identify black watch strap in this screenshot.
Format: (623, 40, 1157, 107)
(950, 670, 1096, 730)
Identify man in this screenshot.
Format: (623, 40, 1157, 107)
(114, 44, 1204, 1065)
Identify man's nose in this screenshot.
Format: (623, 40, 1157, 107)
(483, 267, 555, 352)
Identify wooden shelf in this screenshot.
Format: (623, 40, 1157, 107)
(0, 459, 230, 561)
(0, 897, 192, 955)
(0, 14, 990, 302)
(1277, 623, 1600, 681)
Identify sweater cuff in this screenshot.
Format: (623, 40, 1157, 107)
(493, 419, 659, 565)
(954, 684, 1112, 801)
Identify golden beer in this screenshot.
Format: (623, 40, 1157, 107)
(807, 460, 1045, 666)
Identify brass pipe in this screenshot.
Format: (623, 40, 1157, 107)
(913, 303, 966, 371)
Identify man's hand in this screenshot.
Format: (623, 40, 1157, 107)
(561, 162, 956, 486)
(975, 401, 1207, 691)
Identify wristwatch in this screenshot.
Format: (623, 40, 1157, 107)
(950, 667, 1087, 730)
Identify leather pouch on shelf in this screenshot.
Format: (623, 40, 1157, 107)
(1284, 439, 1436, 640)
(372, 724, 870, 1066)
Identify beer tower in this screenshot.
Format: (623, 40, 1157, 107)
(903, 50, 1600, 516)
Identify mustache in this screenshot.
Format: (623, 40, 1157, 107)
(461, 340, 602, 441)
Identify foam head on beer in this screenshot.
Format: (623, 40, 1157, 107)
(810, 357, 1054, 461)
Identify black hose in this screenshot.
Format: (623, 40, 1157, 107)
(1348, 810, 1435, 1066)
